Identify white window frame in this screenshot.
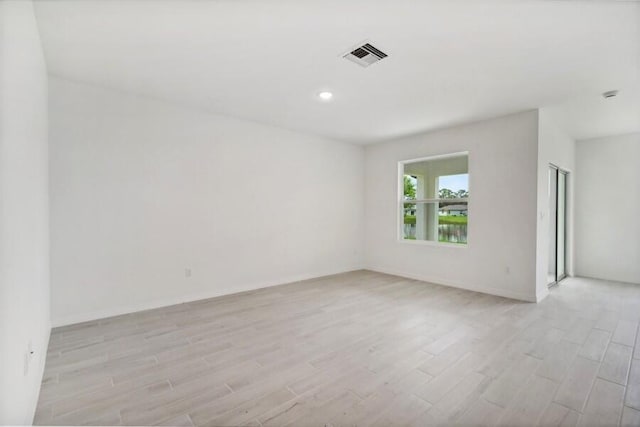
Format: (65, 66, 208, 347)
(397, 151, 470, 247)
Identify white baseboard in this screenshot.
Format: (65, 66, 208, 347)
(573, 274, 640, 287)
(51, 267, 365, 327)
(536, 286, 550, 303)
(365, 267, 537, 303)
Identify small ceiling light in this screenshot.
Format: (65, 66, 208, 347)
(318, 91, 333, 101)
(602, 90, 619, 99)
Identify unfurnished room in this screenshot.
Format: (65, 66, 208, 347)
(1, 0, 640, 426)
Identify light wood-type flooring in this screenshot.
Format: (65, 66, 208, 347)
(35, 271, 640, 426)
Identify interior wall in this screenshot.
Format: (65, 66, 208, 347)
(364, 111, 539, 302)
(575, 132, 640, 284)
(535, 108, 575, 300)
(49, 77, 364, 326)
(0, 1, 51, 424)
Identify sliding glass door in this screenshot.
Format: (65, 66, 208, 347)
(548, 165, 568, 286)
(548, 167, 558, 286)
(557, 171, 567, 281)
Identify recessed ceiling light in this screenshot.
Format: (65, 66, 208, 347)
(602, 90, 619, 99)
(318, 91, 333, 101)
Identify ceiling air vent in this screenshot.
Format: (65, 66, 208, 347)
(343, 42, 388, 68)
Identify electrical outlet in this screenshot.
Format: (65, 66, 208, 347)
(24, 352, 29, 376)
(24, 341, 34, 376)
(185, 268, 192, 278)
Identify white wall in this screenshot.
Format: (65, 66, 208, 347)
(0, 1, 51, 424)
(535, 108, 575, 300)
(49, 77, 364, 326)
(575, 133, 640, 284)
(364, 111, 539, 302)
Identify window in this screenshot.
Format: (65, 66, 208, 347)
(399, 152, 469, 244)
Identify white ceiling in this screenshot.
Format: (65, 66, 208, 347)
(544, 84, 640, 141)
(33, 0, 640, 144)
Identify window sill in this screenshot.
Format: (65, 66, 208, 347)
(397, 239, 469, 249)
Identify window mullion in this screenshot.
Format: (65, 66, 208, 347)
(402, 198, 468, 204)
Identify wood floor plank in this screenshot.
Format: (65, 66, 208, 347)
(482, 354, 540, 408)
(201, 388, 295, 427)
(370, 393, 432, 427)
(496, 374, 558, 426)
(613, 320, 639, 347)
(621, 406, 640, 427)
(538, 402, 580, 427)
(626, 358, 640, 410)
(594, 311, 619, 333)
(428, 371, 491, 422)
(598, 342, 633, 385)
(413, 352, 485, 404)
(564, 319, 597, 345)
(577, 378, 625, 427)
(456, 398, 504, 426)
(535, 339, 579, 383)
(284, 389, 362, 427)
(577, 329, 611, 362)
(553, 356, 600, 412)
(325, 388, 398, 427)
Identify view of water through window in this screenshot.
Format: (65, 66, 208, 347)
(401, 154, 469, 244)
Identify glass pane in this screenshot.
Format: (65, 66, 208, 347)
(403, 175, 417, 201)
(557, 172, 566, 279)
(402, 202, 417, 240)
(548, 167, 557, 285)
(438, 201, 468, 243)
(402, 202, 439, 241)
(402, 201, 468, 243)
(404, 155, 468, 200)
(438, 174, 469, 199)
